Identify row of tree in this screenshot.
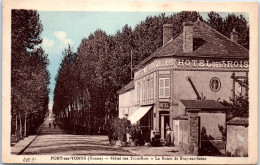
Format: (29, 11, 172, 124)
(53, 11, 249, 134)
(11, 10, 50, 142)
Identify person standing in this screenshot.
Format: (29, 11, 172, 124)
(136, 127, 142, 146)
(165, 123, 172, 146)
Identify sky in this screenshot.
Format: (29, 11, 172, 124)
(38, 11, 249, 110)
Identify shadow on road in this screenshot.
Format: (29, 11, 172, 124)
(21, 117, 135, 156)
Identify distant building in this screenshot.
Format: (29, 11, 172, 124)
(118, 19, 248, 155)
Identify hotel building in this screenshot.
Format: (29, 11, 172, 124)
(118, 19, 248, 154)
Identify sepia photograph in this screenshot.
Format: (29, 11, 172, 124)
(2, 0, 258, 164)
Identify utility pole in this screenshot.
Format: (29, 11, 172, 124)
(131, 49, 133, 79)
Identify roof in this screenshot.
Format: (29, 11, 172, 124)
(180, 100, 226, 110)
(117, 80, 134, 94)
(134, 19, 249, 71)
(173, 115, 188, 120)
(227, 117, 248, 126)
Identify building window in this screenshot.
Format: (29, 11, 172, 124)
(150, 78, 154, 99)
(159, 78, 170, 98)
(147, 79, 150, 101)
(210, 77, 221, 92)
(137, 82, 140, 104)
(143, 80, 145, 101)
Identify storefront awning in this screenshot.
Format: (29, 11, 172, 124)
(128, 106, 152, 124)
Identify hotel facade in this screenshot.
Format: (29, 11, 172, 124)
(118, 19, 248, 154)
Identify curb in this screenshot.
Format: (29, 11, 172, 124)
(17, 135, 37, 155)
(16, 124, 44, 155)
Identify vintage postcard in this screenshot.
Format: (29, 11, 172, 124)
(2, 0, 258, 164)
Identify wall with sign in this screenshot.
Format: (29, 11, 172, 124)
(135, 58, 175, 79)
(175, 59, 248, 69)
(134, 58, 248, 79)
(120, 55, 248, 137)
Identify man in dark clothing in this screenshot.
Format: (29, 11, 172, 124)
(151, 132, 161, 147)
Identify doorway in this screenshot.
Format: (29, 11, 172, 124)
(139, 108, 153, 142)
(159, 113, 170, 139)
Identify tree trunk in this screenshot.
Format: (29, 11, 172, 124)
(84, 114, 87, 134)
(76, 99, 79, 125)
(67, 107, 70, 118)
(88, 113, 91, 134)
(72, 103, 75, 133)
(19, 115, 23, 139)
(27, 116, 30, 135)
(24, 115, 27, 137)
(15, 115, 18, 141)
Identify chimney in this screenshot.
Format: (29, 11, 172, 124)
(183, 21, 194, 53)
(230, 28, 239, 43)
(163, 24, 173, 46)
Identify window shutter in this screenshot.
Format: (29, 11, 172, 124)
(141, 82, 143, 102)
(150, 77, 153, 99)
(165, 78, 170, 97)
(143, 81, 145, 101)
(137, 82, 140, 103)
(147, 79, 150, 100)
(159, 79, 164, 97)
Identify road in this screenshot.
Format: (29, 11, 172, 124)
(21, 117, 135, 155)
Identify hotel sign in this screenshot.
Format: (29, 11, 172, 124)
(136, 59, 175, 77)
(176, 59, 249, 69)
(159, 102, 170, 109)
(135, 58, 249, 77)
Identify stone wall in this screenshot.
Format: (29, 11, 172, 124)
(199, 112, 226, 140)
(178, 120, 189, 152)
(174, 111, 226, 156)
(173, 119, 189, 148)
(199, 111, 226, 156)
(226, 125, 248, 157)
(188, 111, 199, 155)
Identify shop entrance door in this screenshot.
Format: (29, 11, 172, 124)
(160, 115, 169, 139)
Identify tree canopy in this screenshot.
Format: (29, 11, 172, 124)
(53, 11, 249, 134)
(11, 9, 50, 140)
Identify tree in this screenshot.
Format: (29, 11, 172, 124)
(206, 12, 249, 49)
(221, 94, 249, 121)
(132, 12, 202, 65)
(11, 10, 49, 141)
(11, 9, 43, 53)
(52, 11, 249, 135)
(224, 14, 249, 49)
(207, 11, 225, 34)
